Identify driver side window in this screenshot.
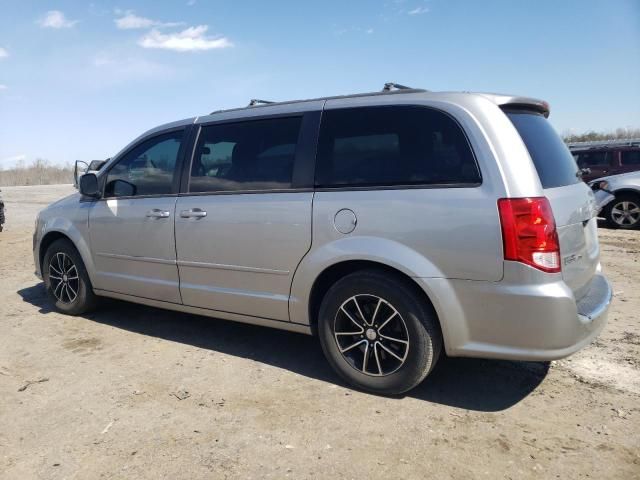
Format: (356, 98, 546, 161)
(105, 130, 184, 198)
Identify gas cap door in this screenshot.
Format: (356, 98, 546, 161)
(334, 208, 357, 234)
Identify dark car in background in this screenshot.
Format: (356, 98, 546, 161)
(0, 189, 5, 232)
(569, 139, 640, 182)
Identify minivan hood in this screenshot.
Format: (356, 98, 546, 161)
(42, 192, 81, 213)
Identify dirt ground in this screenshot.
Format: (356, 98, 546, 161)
(0, 184, 638, 479)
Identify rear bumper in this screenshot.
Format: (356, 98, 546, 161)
(421, 270, 612, 361)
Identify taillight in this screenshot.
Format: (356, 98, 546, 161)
(497, 197, 561, 273)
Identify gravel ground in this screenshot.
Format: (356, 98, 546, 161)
(0, 184, 638, 479)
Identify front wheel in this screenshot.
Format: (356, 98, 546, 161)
(603, 193, 640, 229)
(43, 239, 98, 315)
(318, 270, 442, 395)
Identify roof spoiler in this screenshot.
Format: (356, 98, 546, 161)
(479, 93, 550, 118)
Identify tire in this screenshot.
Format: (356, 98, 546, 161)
(318, 270, 442, 395)
(603, 192, 640, 230)
(43, 239, 98, 315)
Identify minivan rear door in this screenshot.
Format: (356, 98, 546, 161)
(506, 111, 600, 299)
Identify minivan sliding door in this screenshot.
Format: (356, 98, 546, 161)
(175, 112, 319, 322)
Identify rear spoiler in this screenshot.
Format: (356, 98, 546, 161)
(478, 93, 550, 118)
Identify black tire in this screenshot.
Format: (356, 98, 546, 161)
(43, 239, 98, 315)
(603, 192, 640, 230)
(318, 270, 442, 395)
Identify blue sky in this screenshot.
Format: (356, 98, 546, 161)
(1, 0, 639, 167)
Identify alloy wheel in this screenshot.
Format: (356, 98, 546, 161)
(333, 294, 410, 376)
(611, 200, 640, 226)
(48, 252, 79, 304)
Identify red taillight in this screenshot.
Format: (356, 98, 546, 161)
(497, 197, 561, 273)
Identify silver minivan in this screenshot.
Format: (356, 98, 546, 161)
(33, 85, 612, 394)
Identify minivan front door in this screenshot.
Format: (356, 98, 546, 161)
(88, 130, 185, 303)
(175, 114, 317, 321)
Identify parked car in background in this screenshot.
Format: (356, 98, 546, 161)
(569, 139, 640, 182)
(590, 170, 640, 229)
(33, 84, 612, 395)
(73, 159, 108, 189)
(0, 189, 5, 232)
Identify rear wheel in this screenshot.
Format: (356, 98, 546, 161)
(604, 193, 640, 229)
(318, 270, 442, 395)
(43, 239, 98, 315)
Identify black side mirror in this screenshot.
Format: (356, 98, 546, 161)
(111, 179, 137, 197)
(79, 173, 101, 198)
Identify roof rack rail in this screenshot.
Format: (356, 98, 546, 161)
(248, 98, 275, 107)
(207, 85, 429, 115)
(382, 82, 412, 92)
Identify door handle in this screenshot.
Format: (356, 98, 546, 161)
(146, 209, 170, 218)
(180, 208, 207, 218)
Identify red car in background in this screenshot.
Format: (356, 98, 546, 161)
(569, 139, 640, 182)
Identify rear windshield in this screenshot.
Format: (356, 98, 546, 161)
(506, 111, 580, 189)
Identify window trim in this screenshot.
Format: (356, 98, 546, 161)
(97, 126, 191, 201)
(313, 104, 482, 190)
(181, 111, 321, 196)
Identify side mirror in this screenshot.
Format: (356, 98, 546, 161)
(79, 173, 101, 198)
(74, 160, 90, 188)
(111, 179, 137, 197)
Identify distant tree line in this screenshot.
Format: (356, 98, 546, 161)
(0, 159, 74, 186)
(562, 127, 640, 143)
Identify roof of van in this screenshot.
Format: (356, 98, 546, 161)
(138, 87, 550, 143)
(204, 88, 550, 118)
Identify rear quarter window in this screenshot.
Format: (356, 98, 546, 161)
(506, 111, 580, 189)
(315, 106, 480, 188)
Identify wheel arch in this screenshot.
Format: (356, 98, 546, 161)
(39, 231, 72, 270)
(39, 228, 96, 283)
(304, 260, 443, 343)
(290, 235, 447, 328)
(611, 188, 640, 199)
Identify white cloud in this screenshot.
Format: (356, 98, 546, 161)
(115, 11, 155, 29)
(408, 6, 429, 15)
(0, 47, 8, 58)
(114, 10, 183, 30)
(38, 10, 78, 29)
(187, 0, 197, 5)
(0, 84, 7, 90)
(139, 26, 232, 52)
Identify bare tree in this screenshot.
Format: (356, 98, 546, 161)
(563, 127, 640, 143)
(0, 159, 74, 186)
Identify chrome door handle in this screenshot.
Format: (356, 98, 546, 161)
(180, 208, 207, 218)
(146, 209, 170, 218)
